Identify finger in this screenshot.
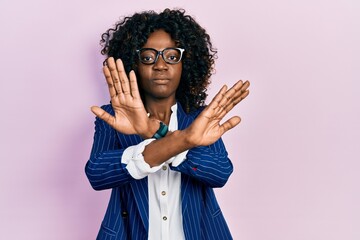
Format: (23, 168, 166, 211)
(220, 80, 250, 115)
(208, 85, 228, 112)
(204, 85, 228, 120)
(207, 80, 249, 119)
(227, 90, 250, 107)
(129, 70, 141, 99)
(239, 89, 250, 101)
(91, 106, 115, 128)
(103, 65, 117, 99)
(220, 116, 241, 133)
(223, 80, 244, 101)
(116, 59, 131, 96)
(222, 80, 249, 102)
(241, 80, 250, 92)
(214, 81, 243, 116)
(230, 88, 250, 106)
(106, 57, 123, 95)
(222, 89, 250, 115)
(214, 80, 244, 117)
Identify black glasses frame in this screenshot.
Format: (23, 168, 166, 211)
(136, 47, 185, 65)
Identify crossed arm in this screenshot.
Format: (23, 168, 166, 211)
(86, 108, 235, 189)
(91, 58, 250, 167)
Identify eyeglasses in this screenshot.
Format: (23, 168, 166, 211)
(136, 47, 185, 65)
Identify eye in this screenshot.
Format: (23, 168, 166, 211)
(167, 55, 178, 62)
(167, 55, 178, 61)
(141, 55, 154, 63)
(139, 49, 157, 64)
(164, 49, 181, 63)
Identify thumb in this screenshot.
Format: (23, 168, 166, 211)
(91, 106, 103, 117)
(90, 106, 115, 127)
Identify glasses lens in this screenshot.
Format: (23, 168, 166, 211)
(139, 49, 157, 64)
(163, 48, 182, 64)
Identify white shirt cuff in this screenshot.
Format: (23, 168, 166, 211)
(122, 138, 162, 179)
(168, 150, 189, 167)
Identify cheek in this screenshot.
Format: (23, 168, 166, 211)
(137, 67, 151, 83)
(174, 64, 183, 79)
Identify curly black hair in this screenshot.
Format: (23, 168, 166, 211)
(100, 8, 217, 113)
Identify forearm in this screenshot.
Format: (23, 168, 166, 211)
(171, 142, 233, 188)
(142, 129, 195, 167)
(142, 128, 234, 188)
(85, 149, 133, 190)
(85, 105, 135, 190)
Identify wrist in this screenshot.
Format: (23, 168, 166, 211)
(177, 129, 198, 149)
(140, 118, 160, 139)
(152, 121, 168, 139)
(181, 127, 202, 148)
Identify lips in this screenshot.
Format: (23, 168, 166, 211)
(152, 78, 170, 84)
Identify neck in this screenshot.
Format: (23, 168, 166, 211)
(145, 98, 176, 124)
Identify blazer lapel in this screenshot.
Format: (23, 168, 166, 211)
(177, 102, 193, 130)
(130, 178, 149, 233)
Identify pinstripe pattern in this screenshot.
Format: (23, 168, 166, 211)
(85, 103, 233, 239)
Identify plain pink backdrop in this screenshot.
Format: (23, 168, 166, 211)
(1, 0, 359, 239)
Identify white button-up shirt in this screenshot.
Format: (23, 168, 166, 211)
(121, 104, 187, 240)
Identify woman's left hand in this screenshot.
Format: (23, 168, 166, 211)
(184, 80, 250, 147)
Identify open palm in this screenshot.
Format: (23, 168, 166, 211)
(91, 58, 152, 137)
(185, 80, 250, 147)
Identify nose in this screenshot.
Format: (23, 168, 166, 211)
(153, 53, 168, 70)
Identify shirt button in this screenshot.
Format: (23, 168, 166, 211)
(162, 165, 167, 171)
(163, 216, 167, 221)
(161, 191, 166, 196)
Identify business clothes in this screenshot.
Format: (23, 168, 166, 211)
(85, 103, 233, 239)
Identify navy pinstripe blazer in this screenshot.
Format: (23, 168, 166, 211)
(85, 103, 233, 240)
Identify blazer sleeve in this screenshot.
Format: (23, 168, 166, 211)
(85, 105, 134, 191)
(171, 137, 233, 188)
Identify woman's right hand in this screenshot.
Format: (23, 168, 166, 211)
(90, 57, 159, 139)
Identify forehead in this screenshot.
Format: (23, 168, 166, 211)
(142, 29, 176, 49)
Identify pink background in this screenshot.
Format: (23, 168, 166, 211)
(1, 0, 359, 239)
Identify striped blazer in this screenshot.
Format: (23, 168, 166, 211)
(85, 103, 233, 240)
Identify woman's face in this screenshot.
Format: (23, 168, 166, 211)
(137, 29, 182, 102)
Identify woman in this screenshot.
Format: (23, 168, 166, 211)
(85, 8, 250, 240)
